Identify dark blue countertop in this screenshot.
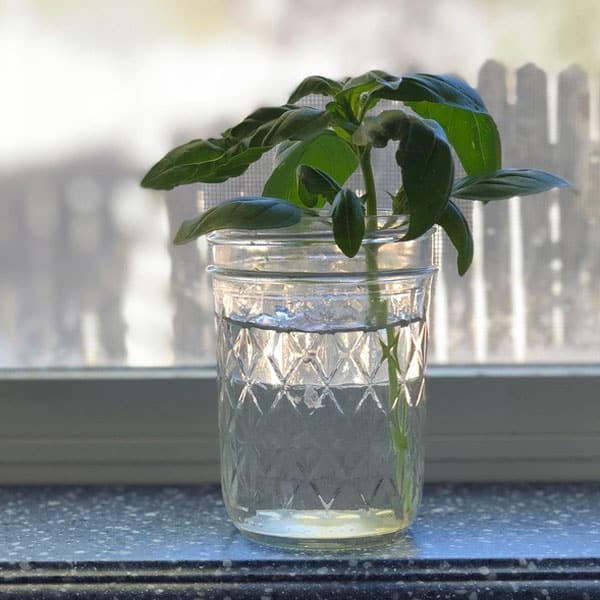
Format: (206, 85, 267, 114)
(1, 483, 600, 598)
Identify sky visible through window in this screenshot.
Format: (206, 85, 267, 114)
(1, 0, 598, 367)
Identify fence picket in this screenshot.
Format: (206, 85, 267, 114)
(476, 59, 513, 360)
(513, 63, 554, 356)
(556, 66, 592, 352)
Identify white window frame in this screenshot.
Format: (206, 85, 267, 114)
(1, 365, 598, 484)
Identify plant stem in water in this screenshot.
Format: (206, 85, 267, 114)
(360, 146, 411, 504)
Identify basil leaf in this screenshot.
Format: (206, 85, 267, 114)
(141, 105, 330, 190)
(173, 197, 304, 244)
(437, 201, 474, 276)
(261, 106, 331, 146)
(274, 139, 296, 159)
(339, 70, 400, 96)
(335, 70, 402, 121)
(352, 110, 408, 147)
(263, 131, 358, 206)
(326, 101, 357, 140)
(141, 138, 232, 189)
(390, 187, 408, 214)
(452, 169, 570, 201)
(373, 73, 501, 176)
(297, 164, 342, 207)
(396, 116, 455, 240)
(141, 135, 272, 190)
(407, 102, 501, 177)
(288, 75, 343, 104)
(383, 73, 489, 112)
(225, 105, 294, 140)
(331, 189, 365, 258)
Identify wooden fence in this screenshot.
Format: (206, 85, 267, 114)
(440, 60, 599, 363)
(0, 61, 598, 366)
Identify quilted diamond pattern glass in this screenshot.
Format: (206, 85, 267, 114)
(209, 219, 435, 548)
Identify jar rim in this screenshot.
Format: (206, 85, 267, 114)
(207, 212, 437, 278)
(207, 214, 436, 246)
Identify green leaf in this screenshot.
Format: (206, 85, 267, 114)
(288, 75, 343, 104)
(452, 169, 570, 201)
(261, 106, 331, 146)
(390, 187, 408, 214)
(437, 201, 474, 276)
(141, 105, 330, 190)
(407, 102, 501, 177)
(141, 133, 273, 190)
(274, 139, 296, 159)
(331, 189, 365, 258)
(173, 197, 304, 244)
(263, 131, 358, 206)
(352, 110, 408, 147)
(297, 164, 341, 207)
(372, 73, 501, 176)
(395, 116, 455, 240)
(335, 70, 402, 121)
(339, 70, 400, 95)
(141, 138, 230, 189)
(326, 101, 358, 141)
(225, 105, 293, 140)
(382, 73, 489, 112)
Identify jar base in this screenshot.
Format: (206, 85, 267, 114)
(240, 528, 402, 550)
(234, 508, 410, 550)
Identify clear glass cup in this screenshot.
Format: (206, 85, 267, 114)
(208, 215, 436, 549)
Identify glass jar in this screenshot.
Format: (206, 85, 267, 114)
(208, 215, 436, 549)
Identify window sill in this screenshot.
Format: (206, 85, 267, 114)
(1, 365, 599, 484)
(1, 483, 600, 598)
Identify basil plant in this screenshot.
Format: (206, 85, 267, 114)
(141, 70, 568, 275)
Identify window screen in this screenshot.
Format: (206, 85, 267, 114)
(1, 0, 598, 367)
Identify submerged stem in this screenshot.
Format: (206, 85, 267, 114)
(360, 145, 411, 505)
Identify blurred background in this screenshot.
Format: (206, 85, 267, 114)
(1, 0, 598, 368)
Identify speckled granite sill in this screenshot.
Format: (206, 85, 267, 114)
(1, 483, 600, 599)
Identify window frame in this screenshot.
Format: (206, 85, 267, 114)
(1, 365, 598, 484)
